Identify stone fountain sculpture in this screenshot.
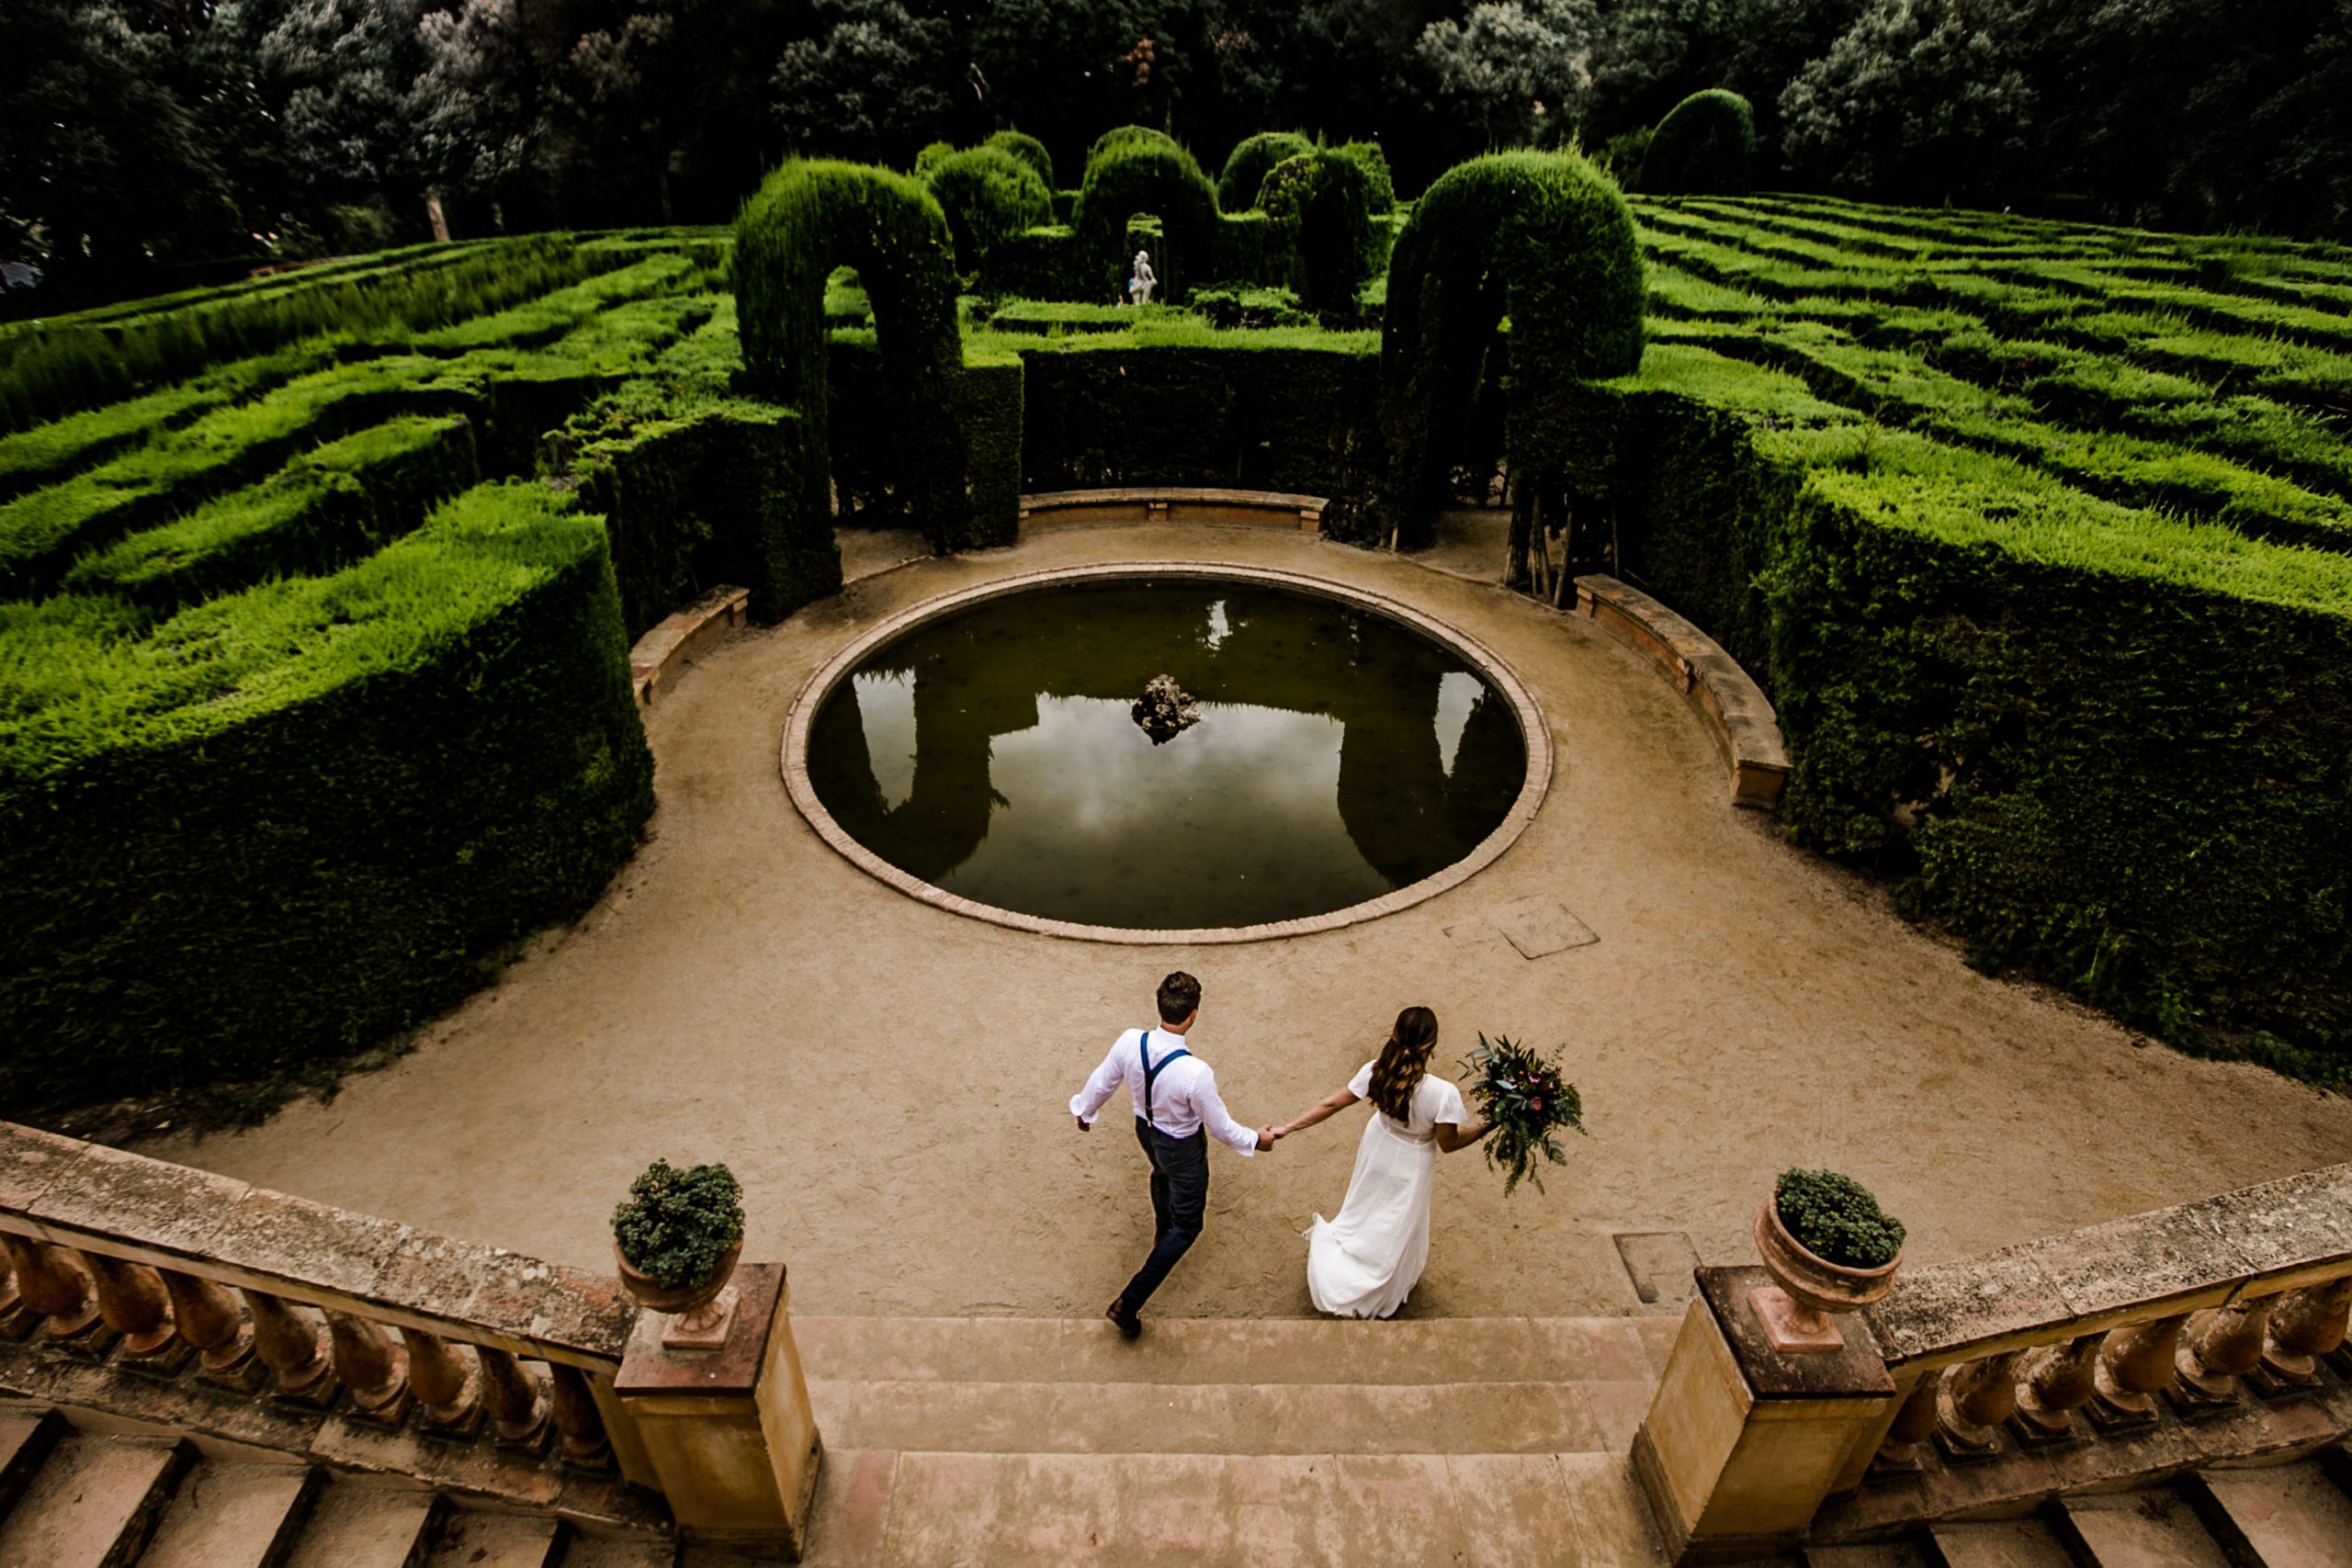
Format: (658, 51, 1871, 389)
(1132, 673, 1200, 743)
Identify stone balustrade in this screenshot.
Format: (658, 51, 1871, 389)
(1634, 1162, 2352, 1563)
(0, 1121, 820, 1560)
(1019, 486, 1328, 532)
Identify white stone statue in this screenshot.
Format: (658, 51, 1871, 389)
(1129, 249, 1157, 306)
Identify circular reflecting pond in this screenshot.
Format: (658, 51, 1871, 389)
(798, 571, 1536, 932)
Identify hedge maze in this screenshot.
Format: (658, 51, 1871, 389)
(2, 145, 2348, 1113)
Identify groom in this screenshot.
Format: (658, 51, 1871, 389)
(1069, 971, 1276, 1337)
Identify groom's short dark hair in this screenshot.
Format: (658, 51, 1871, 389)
(1157, 971, 1201, 1023)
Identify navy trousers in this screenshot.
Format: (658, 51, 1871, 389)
(1122, 1117, 1209, 1309)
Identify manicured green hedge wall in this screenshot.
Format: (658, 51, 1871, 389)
(1640, 90, 1758, 196)
(1071, 142, 1221, 303)
(1259, 151, 1378, 318)
(986, 129, 1055, 188)
(0, 481, 653, 1109)
(1381, 151, 1645, 545)
(925, 146, 1054, 275)
(735, 160, 980, 550)
(1218, 131, 1315, 213)
(1334, 142, 1397, 214)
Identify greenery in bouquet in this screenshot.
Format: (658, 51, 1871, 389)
(1462, 1033, 1588, 1195)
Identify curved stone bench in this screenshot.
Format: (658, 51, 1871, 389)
(1573, 574, 1792, 810)
(1019, 487, 1327, 533)
(628, 583, 750, 707)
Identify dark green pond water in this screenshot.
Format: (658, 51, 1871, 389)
(806, 580, 1528, 929)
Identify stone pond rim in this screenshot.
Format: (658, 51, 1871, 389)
(778, 560, 1555, 944)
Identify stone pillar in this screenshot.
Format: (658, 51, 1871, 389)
(615, 1263, 822, 1562)
(2090, 1312, 2190, 1428)
(1633, 1266, 1897, 1565)
(2, 1235, 100, 1341)
(2173, 1293, 2276, 1410)
(2255, 1277, 2352, 1393)
(400, 1328, 483, 1435)
(2010, 1331, 2107, 1444)
(1935, 1349, 2026, 1459)
(478, 1348, 551, 1451)
(1867, 1371, 1940, 1473)
(243, 1289, 335, 1404)
(161, 1269, 258, 1386)
(80, 1251, 186, 1371)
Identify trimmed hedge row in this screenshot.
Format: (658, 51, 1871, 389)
(925, 146, 1055, 275)
(1072, 140, 1222, 303)
(1259, 151, 1379, 318)
(1640, 91, 1758, 197)
(1218, 131, 1315, 213)
(0, 480, 653, 1108)
(1381, 151, 1645, 545)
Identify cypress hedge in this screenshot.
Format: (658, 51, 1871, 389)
(0, 480, 653, 1109)
(1380, 151, 1645, 545)
(1259, 151, 1378, 319)
(1217, 131, 1315, 213)
(1071, 141, 1221, 303)
(735, 160, 978, 550)
(1334, 142, 1397, 214)
(925, 146, 1055, 275)
(985, 129, 1055, 188)
(1640, 91, 1760, 196)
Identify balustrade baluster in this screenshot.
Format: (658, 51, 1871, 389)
(158, 1269, 261, 1388)
(2173, 1292, 2277, 1409)
(2254, 1277, 2352, 1393)
(548, 1363, 613, 1472)
(2090, 1312, 2191, 1427)
(477, 1346, 551, 1451)
(80, 1251, 190, 1373)
(242, 1289, 335, 1404)
(327, 1312, 412, 1422)
(399, 1327, 484, 1435)
(1, 1234, 100, 1340)
(1935, 1348, 2027, 1459)
(2011, 1331, 2108, 1444)
(1871, 1369, 1943, 1472)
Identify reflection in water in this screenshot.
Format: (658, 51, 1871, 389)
(807, 581, 1528, 928)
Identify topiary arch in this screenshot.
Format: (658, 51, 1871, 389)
(1640, 89, 1758, 196)
(1378, 151, 1645, 547)
(735, 160, 983, 552)
(1259, 149, 1377, 318)
(1217, 130, 1314, 212)
(1070, 141, 1220, 303)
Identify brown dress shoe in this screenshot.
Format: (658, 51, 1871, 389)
(1104, 1297, 1142, 1338)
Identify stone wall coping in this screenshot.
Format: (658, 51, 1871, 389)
(1573, 574, 1790, 810)
(0, 1120, 639, 1368)
(1021, 487, 1329, 516)
(630, 583, 751, 707)
(1865, 1161, 2352, 1370)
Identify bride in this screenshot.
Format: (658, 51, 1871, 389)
(1272, 1007, 1492, 1319)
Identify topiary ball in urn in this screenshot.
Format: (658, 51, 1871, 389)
(1750, 1168, 1905, 1355)
(613, 1158, 747, 1349)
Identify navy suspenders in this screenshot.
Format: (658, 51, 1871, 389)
(1138, 1029, 1191, 1133)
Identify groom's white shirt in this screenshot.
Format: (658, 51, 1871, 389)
(1069, 1027, 1259, 1156)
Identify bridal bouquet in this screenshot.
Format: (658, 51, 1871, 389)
(1462, 1033, 1588, 1196)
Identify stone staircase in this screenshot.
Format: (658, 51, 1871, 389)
(788, 1313, 1680, 1566)
(0, 1404, 674, 1568)
(1799, 1447, 2352, 1567)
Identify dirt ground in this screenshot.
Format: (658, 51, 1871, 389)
(141, 520, 2352, 1321)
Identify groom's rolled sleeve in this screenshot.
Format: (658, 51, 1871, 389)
(1195, 1067, 1258, 1156)
(1069, 1043, 1125, 1126)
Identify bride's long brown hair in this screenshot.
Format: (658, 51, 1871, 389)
(1366, 1007, 1440, 1122)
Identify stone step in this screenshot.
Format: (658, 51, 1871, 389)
(0, 1404, 64, 1517)
(1803, 1544, 1931, 1568)
(1924, 1516, 2079, 1568)
(562, 1534, 681, 1567)
(2054, 1490, 2231, 1568)
(806, 1376, 1652, 1457)
(792, 1314, 1676, 1389)
(797, 1448, 1667, 1567)
(140, 1459, 316, 1568)
(280, 1484, 440, 1568)
(0, 1431, 185, 1568)
(2185, 1463, 2352, 1568)
(424, 1507, 564, 1568)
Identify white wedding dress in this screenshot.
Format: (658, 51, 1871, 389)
(1306, 1063, 1468, 1319)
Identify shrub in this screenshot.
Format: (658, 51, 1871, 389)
(1087, 125, 1184, 170)
(1775, 1168, 1905, 1269)
(925, 146, 1055, 275)
(0, 480, 653, 1110)
(985, 128, 1055, 188)
(913, 141, 955, 175)
(1259, 151, 1377, 319)
(1333, 141, 1396, 214)
(1380, 151, 1645, 544)
(1641, 90, 1758, 197)
(1070, 141, 1220, 303)
(735, 160, 984, 550)
(1217, 131, 1315, 213)
(612, 1158, 746, 1290)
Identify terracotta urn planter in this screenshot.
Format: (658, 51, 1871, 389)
(1750, 1196, 1901, 1355)
(616, 1237, 743, 1351)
